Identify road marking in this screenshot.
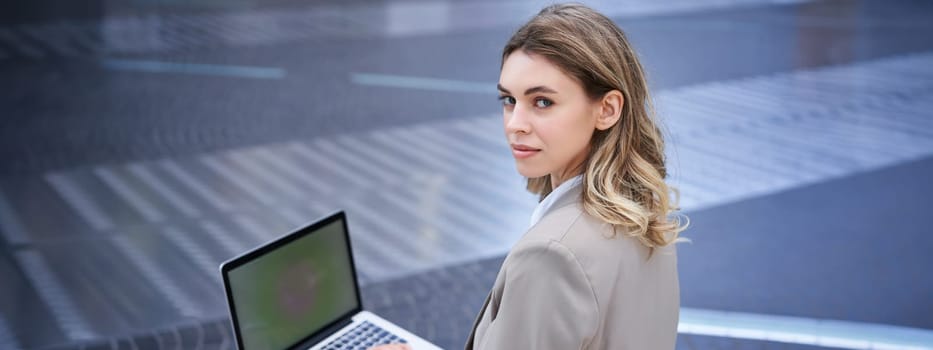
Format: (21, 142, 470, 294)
(312, 138, 403, 184)
(228, 214, 276, 246)
(0, 188, 29, 245)
(680, 307, 933, 349)
(226, 150, 308, 201)
(0, 28, 44, 58)
(0, 315, 21, 350)
(15, 251, 95, 340)
(368, 130, 451, 171)
(45, 173, 114, 231)
(126, 163, 201, 217)
(287, 141, 370, 187)
(94, 167, 166, 222)
(199, 155, 278, 206)
(100, 59, 285, 79)
(161, 226, 222, 283)
(199, 220, 252, 256)
(350, 73, 492, 94)
(249, 146, 333, 194)
(111, 235, 204, 317)
(158, 159, 235, 212)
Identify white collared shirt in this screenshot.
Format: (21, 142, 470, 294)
(529, 175, 583, 228)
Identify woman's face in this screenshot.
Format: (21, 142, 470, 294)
(498, 50, 601, 185)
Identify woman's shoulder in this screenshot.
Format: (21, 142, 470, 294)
(523, 202, 637, 246)
(522, 201, 587, 242)
(517, 201, 674, 270)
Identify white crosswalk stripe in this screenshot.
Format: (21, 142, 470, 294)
(333, 134, 426, 181)
(0, 315, 20, 350)
(368, 130, 452, 172)
(94, 167, 166, 222)
(45, 173, 114, 231)
(246, 145, 333, 195)
(229, 212, 286, 246)
(288, 141, 371, 187)
(225, 150, 310, 202)
(200, 155, 278, 206)
(339, 199, 417, 281)
(199, 219, 254, 258)
(312, 138, 407, 185)
(126, 162, 202, 217)
(15, 251, 95, 340)
(20, 25, 79, 56)
(158, 159, 236, 212)
(111, 235, 205, 317)
(0, 28, 43, 58)
(0, 188, 29, 245)
(161, 226, 223, 284)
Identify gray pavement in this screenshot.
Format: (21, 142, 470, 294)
(2, 0, 933, 349)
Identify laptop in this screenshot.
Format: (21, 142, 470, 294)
(220, 211, 443, 350)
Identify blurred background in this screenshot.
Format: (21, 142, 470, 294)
(1, 0, 932, 349)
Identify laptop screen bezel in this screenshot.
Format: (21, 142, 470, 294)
(219, 210, 364, 350)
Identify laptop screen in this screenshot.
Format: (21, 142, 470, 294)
(224, 212, 361, 350)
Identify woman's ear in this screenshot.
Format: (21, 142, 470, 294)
(595, 90, 624, 131)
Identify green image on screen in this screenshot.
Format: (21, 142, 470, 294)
(228, 220, 358, 350)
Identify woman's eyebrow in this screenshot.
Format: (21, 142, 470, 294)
(497, 84, 557, 95)
(524, 86, 557, 95)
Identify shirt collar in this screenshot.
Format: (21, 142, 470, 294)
(529, 175, 583, 228)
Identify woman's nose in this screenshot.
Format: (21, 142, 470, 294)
(505, 103, 531, 135)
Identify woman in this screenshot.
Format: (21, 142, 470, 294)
(376, 3, 686, 349)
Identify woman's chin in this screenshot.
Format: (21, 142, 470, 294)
(514, 163, 548, 179)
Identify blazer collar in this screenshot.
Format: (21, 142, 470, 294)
(540, 181, 583, 218)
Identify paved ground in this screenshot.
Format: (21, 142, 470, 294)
(1, 0, 932, 349)
(3, 0, 933, 175)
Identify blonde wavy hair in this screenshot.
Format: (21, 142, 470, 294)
(504, 3, 687, 249)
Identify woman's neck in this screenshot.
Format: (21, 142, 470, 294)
(549, 172, 582, 192)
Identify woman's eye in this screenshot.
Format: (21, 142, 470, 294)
(535, 98, 553, 108)
(499, 96, 516, 106)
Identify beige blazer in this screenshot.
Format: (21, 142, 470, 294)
(465, 185, 679, 349)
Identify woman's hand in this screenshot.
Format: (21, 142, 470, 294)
(368, 344, 411, 350)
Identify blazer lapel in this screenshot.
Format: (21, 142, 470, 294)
(464, 290, 493, 350)
(465, 183, 582, 350)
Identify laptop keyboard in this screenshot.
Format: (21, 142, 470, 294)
(321, 321, 408, 350)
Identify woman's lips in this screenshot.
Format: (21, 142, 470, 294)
(511, 144, 541, 159)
